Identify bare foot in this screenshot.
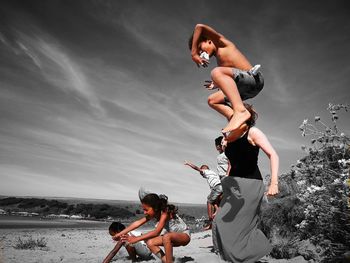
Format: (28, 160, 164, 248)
(222, 109, 251, 134)
(222, 123, 249, 142)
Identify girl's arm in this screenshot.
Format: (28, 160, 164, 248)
(250, 127, 279, 196)
(124, 212, 169, 244)
(113, 217, 148, 240)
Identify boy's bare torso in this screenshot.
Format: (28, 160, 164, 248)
(215, 39, 252, 70)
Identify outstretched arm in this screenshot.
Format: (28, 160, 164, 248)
(102, 240, 123, 263)
(250, 127, 279, 196)
(121, 212, 169, 244)
(113, 217, 148, 241)
(184, 161, 201, 173)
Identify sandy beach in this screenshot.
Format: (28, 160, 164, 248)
(0, 227, 217, 263)
(0, 225, 309, 263)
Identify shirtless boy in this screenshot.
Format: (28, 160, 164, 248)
(189, 24, 264, 139)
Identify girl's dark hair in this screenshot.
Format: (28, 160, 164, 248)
(109, 221, 125, 233)
(244, 103, 258, 127)
(141, 193, 178, 218)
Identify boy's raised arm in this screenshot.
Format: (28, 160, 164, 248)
(184, 161, 201, 172)
(191, 24, 224, 54)
(102, 240, 123, 263)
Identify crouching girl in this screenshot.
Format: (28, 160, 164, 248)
(113, 191, 191, 263)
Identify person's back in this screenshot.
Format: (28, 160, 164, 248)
(201, 167, 221, 189)
(214, 39, 252, 70)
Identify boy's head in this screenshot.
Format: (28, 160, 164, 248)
(109, 221, 125, 236)
(188, 33, 216, 57)
(215, 136, 224, 152)
(200, 164, 209, 170)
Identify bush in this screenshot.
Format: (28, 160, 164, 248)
(260, 104, 350, 262)
(14, 236, 48, 250)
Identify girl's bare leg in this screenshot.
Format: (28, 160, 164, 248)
(207, 90, 233, 120)
(211, 67, 251, 133)
(162, 233, 191, 263)
(146, 236, 166, 262)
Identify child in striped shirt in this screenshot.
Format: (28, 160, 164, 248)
(184, 161, 223, 229)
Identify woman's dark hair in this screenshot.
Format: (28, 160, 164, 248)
(141, 193, 178, 219)
(244, 103, 258, 127)
(109, 221, 125, 233)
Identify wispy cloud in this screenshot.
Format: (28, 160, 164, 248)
(1, 28, 104, 113)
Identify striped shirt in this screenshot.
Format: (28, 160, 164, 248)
(201, 169, 221, 189)
(217, 152, 229, 179)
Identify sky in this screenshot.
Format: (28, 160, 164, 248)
(0, 0, 349, 204)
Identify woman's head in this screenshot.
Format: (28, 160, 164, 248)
(141, 193, 177, 220)
(244, 103, 258, 127)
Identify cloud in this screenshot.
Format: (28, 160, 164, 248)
(1, 28, 104, 114)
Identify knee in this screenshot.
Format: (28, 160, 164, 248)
(146, 239, 154, 247)
(162, 234, 172, 245)
(207, 94, 215, 107)
(211, 67, 224, 82)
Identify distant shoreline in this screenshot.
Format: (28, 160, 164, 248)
(0, 215, 112, 229)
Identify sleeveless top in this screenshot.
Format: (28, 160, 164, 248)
(164, 215, 189, 233)
(154, 214, 189, 234)
(224, 128, 262, 180)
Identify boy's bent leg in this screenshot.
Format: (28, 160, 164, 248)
(207, 90, 233, 120)
(211, 67, 251, 133)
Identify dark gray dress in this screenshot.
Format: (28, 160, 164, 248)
(212, 130, 271, 263)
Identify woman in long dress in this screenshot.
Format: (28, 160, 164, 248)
(213, 103, 279, 263)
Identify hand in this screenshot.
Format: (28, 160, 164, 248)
(266, 183, 279, 196)
(192, 54, 209, 68)
(112, 233, 121, 241)
(120, 234, 138, 245)
(184, 160, 191, 166)
(204, 80, 216, 90)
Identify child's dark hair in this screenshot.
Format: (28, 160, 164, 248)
(109, 222, 125, 233)
(188, 32, 208, 50)
(215, 136, 223, 146)
(141, 193, 178, 219)
(244, 103, 258, 127)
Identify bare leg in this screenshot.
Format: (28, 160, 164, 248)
(146, 236, 166, 262)
(212, 203, 219, 218)
(211, 67, 251, 133)
(163, 233, 191, 263)
(207, 90, 233, 120)
(207, 201, 214, 221)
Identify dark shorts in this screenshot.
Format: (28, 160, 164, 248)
(225, 68, 264, 102)
(207, 184, 223, 204)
